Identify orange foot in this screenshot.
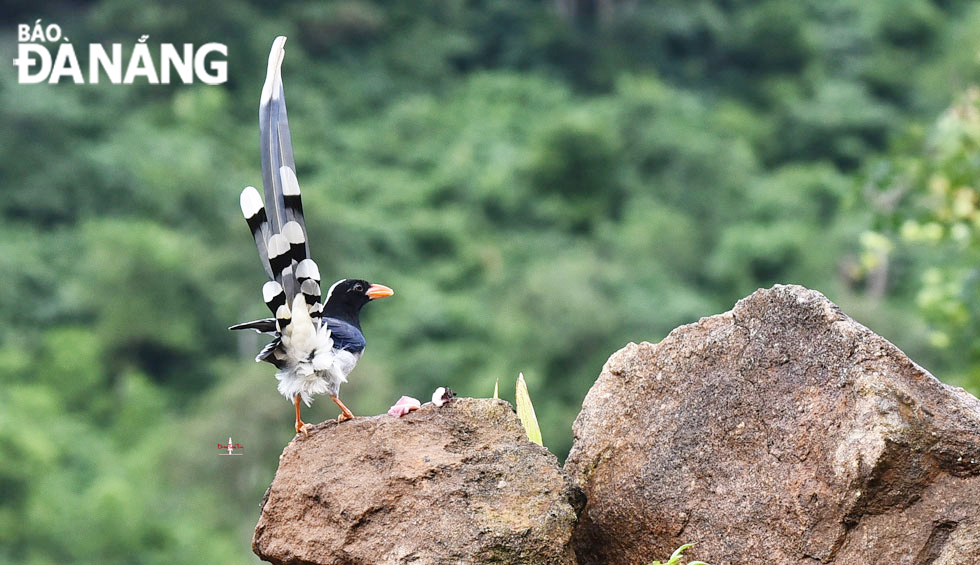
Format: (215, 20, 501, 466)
(293, 395, 313, 436)
(295, 420, 313, 436)
(331, 394, 355, 422)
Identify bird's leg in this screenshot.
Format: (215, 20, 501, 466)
(330, 394, 355, 422)
(293, 395, 312, 436)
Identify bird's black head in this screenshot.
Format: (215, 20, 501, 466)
(322, 279, 394, 326)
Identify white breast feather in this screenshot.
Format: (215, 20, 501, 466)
(275, 294, 360, 406)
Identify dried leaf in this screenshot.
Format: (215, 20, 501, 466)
(515, 372, 542, 446)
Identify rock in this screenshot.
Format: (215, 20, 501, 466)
(565, 284, 980, 565)
(253, 397, 581, 565)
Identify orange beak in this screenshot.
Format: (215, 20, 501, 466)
(366, 283, 394, 300)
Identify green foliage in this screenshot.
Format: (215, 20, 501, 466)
(863, 86, 980, 386)
(649, 542, 710, 565)
(2, 0, 979, 562)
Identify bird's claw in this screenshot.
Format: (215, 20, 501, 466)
(295, 421, 313, 436)
(330, 394, 355, 422)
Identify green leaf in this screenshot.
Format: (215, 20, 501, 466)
(492, 377, 499, 399)
(515, 372, 542, 446)
(649, 543, 709, 565)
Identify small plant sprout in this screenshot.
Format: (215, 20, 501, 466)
(493, 377, 499, 399)
(649, 543, 709, 565)
(515, 372, 542, 446)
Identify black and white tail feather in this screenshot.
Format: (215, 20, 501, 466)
(230, 37, 355, 408)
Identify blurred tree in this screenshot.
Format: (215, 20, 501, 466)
(863, 87, 980, 387)
(2, 0, 979, 562)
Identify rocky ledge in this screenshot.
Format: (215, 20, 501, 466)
(566, 284, 980, 564)
(254, 285, 980, 565)
(252, 397, 582, 565)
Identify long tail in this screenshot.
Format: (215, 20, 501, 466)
(232, 36, 324, 346)
(260, 37, 309, 258)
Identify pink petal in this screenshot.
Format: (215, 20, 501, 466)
(387, 396, 421, 418)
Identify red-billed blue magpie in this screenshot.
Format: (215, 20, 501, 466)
(230, 37, 393, 435)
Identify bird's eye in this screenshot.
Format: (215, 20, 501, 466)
(352, 283, 363, 292)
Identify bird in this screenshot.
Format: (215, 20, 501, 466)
(230, 36, 393, 436)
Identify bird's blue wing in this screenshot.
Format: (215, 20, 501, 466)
(323, 317, 366, 353)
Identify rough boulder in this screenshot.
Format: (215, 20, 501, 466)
(565, 284, 980, 564)
(253, 397, 581, 565)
